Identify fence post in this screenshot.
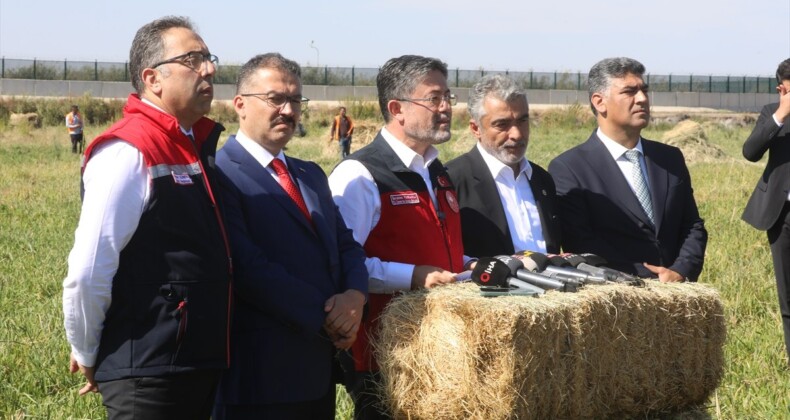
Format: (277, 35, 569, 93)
(577, 72, 581, 90)
(709, 75, 712, 93)
(689, 74, 692, 92)
(323, 66, 328, 85)
(351, 66, 355, 86)
(33, 58, 37, 80)
(669, 74, 672, 92)
(64, 59, 67, 80)
(529, 71, 533, 89)
(742, 76, 746, 93)
(1, 57, 4, 78)
(553, 71, 557, 89)
(455, 68, 459, 88)
(94, 60, 98, 81)
(125, 62, 128, 82)
(726, 76, 730, 93)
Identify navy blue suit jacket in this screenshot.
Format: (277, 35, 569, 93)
(214, 136, 368, 404)
(548, 131, 707, 280)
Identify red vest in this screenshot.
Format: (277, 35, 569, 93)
(83, 94, 233, 381)
(349, 134, 464, 371)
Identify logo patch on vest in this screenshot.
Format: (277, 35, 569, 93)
(445, 190, 460, 213)
(171, 172, 194, 185)
(390, 192, 420, 206)
(436, 175, 451, 188)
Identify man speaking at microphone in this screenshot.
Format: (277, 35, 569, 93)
(446, 74, 561, 258)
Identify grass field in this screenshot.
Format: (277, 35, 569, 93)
(1, 104, 790, 418)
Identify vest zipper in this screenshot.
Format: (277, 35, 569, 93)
(187, 129, 234, 367)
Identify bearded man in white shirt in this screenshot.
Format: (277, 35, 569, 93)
(446, 74, 561, 258)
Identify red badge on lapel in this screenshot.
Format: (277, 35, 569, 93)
(445, 190, 460, 213)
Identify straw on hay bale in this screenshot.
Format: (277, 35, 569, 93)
(375, 282, 725, 419)
(660, 120, 728, 163)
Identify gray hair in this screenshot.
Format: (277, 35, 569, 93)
(376, 55, 448, 123)
(236, 53, 302, 94)
(468, 74, 527, 122)
(587, 57, 646, 115)
(129, 16, 195, 95)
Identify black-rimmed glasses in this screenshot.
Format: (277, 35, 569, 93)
(240, 93, 310, 110)
(151, 51, 219, 71)
(396, 93, 457, 108)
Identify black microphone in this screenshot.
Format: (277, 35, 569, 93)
(569, 253, 644, 286)
(472, 257, 547, 295)
(500, 254, 578, 292)
(514, 251, 594, 287)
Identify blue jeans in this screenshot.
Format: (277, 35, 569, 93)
(339, 137, 351, 158)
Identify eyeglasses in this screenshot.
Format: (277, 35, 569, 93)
(396, 93, 457, 108)
(151, 51, 219, 71)
(240, 93, 310, 110)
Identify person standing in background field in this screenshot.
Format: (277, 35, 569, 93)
(446, 74, 561, 258)
(329, 54, 471, 419)
(548, 57, 707, 282)
(742, 58, 790, 365)
(62, 16, 231, 419)
(65, 105, 84, 153)
(212, 52, 368, 420)
(330, 106, 355, 158)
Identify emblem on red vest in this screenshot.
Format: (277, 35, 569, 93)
(436, 175, 451, 188)
(390, 192, 420, 206)
(171, 172, 194, 185)
(445, 190, 460, 213)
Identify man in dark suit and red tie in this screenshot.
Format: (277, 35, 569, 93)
(548, 57, 707, 282)
(212, 53, 368, 419)
(446, 74, 561, 258)
(742, 58, 790, 364)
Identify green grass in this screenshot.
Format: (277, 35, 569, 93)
(2, 106, 789, 418)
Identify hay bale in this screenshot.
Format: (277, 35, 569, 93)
(375, 282, 725, 419)
(9, 112, 41, 128)
(660, 120, 728, 163)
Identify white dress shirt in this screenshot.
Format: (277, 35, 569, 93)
(596, 128, 651, 198)
(234, 129, 289, 180)
(476, 143, 546, 253)
(328, 128, 469, 294)
(63, 99, 194, 367)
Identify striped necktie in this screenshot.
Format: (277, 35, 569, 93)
(623, 149, 655, 224)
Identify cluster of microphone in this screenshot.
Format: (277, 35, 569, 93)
(470, 251, 644, 296)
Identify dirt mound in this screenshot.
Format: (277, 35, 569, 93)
(660, 120, 729, 163)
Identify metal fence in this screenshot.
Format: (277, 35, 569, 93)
(0, 57, 777, 94)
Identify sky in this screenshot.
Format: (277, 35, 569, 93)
(0, 0, 788, 77)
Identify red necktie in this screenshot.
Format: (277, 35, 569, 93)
(270, 158, 312, 222)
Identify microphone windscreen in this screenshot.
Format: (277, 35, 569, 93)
(560, 253, 586, 267)
(494, 255, 524, 275)
(471, 257, 511, 287)
(513, 250, 549, 271)
(547, 254, 571, 267)
(580, 253, 608, 267)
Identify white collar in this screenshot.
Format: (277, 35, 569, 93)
(596, 127, 644, 160)
(380, 127, 439, 170)
(475, 142, 531, 180)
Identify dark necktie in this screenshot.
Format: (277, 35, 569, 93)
(270, 158, 312, 222)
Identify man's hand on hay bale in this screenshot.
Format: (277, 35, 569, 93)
(411, 265, 456, 289)
(643, 263, 685, 282)
(324, 289, 366, 349)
